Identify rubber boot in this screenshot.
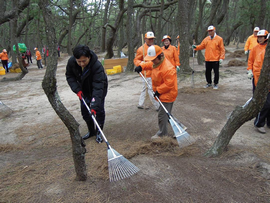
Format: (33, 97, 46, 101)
(96, 124, 103, 143)
(82, 121, 96, 140)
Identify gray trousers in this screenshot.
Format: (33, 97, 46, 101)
(156, 102, 173, 136)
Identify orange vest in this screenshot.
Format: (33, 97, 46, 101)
(195, 34, 225, 61)
(134, 43, 152, 78)
(244, 34, 259, 51)
(247, 43, 267, 86)
(162, 44, 180, 67)
(140, 57, 178, 103)
(0, 52, 9, 60)
(35, 50, 42, 60)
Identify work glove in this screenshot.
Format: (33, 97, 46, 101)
(77, 91, 83, 100)
(176, 66, 180, 73)
(219, 59, 223, 65)
(134, 66, 142, 73)
(153, 91, 160, 98)
(192, 45, 196, 49)
(247, 69, 253, 80)
(91, 109, 96, 116)
(245, 51, 248, 55)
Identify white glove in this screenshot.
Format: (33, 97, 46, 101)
(247, 69, 253, 80)
(245, 51, 248, 55)
(219, 59, 223, 65)
(176, 66, 180, 72)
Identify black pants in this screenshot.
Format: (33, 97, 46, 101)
(254, 92, 270, 127)
(27, 55, 32, 63)
(205, 61, 219, 85)
(2, 60, 8, 72)
(80, 97, 106, 128)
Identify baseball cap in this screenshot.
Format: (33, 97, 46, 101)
(207, 25, 215, 31)
(254, 27, 260, 32)
(257, 29, 269, 38)
(3, 49, 7, 52)
(145, 32, 156, 39)
(161, 35, 171, 41)
(144, 45, 162, 61)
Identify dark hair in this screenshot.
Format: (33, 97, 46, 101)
(73, 45, 91, 59)
(157, 53, 163, 60)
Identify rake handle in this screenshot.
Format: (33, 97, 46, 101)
(81, 97, 110, 145)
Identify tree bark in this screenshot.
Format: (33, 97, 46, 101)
(178, 0, 192, 72)
(205, 41, 270, 157)
(39, 0, 87, 181)
(126, 0, 134, 72)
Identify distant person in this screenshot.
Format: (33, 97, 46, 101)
(42, 46, 49, 66)
(161, 35, 180, 72)
(134, 31, 160, 111)
(247, 29, 270, 134)
(0, 49, 9, 73)
(34, 47, 43, 69)
(244, 27, 260, 61)
(26, 48, 32, 64)
(21, 53, 28, 69)
(135, 45, 178, 139)
(192, 25, 225, 90)
(65, 45, 108, 143)
(57, 45, 60, 57)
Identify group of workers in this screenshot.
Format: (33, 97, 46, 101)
(64, 25, 269, 145)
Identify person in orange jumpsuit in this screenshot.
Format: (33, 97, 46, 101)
(0, 49, 9, 73)
(34, 47, 43, 69)
(161, 35, 180, 72)
(135, 45, 178, 139)
(244, 27, 260, 61)
(247, 29, 270, 134)
(192, 25, 225, 89)
(134, 31, 160, 110)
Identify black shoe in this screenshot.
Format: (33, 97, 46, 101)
(82, 132, 95, 140)
(96, 133, 103, 143)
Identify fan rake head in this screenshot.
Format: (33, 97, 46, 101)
(108, 148, 140, 182)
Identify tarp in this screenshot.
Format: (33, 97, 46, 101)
(13, 43, 27, 53)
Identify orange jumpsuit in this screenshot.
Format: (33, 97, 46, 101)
(247, 43, 267, 86)
(162, 44, 180, 67)
(244, 34, 259, 52)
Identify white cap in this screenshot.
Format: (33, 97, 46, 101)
(144, 45, 162, 61)
(254, 27, 260, 31)
(207, 25, 215, 31)
(145, 32, 155, 39)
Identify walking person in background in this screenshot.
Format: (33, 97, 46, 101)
(192, 25, 225, 90)
(42, 46, 49, 66)
(66, 45, 108, 143)
(247, 29, 270, 134)
(57, 45, 60, 57)
(244, 27, 260, 62)
(135, 45, 178, 139)
(134, 31, 160, 111)
(34, 47, 43, 69)
(26, 48, 32, 64)
(0, 49, 9, 73)
(161, 35, 180, 72)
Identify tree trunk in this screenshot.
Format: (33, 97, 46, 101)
(205, 41, 270, 157)
(178, 0, 192, 72)
(39, 0, 87, 181)
(126, 0, 134, 72)
(101, 0, 110, 52)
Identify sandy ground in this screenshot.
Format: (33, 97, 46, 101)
(1, 45, 270, 203)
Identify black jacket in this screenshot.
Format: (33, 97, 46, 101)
(66, 50, 108, 111)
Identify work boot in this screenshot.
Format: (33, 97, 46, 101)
(256, 126, 266, 134)
(82, 121, 96, 140)
(96, 124, 104, 143)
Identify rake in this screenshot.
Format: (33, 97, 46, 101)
(139, 72, 194, 148)
(81, 98, 139, 182)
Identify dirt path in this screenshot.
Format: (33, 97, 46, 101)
(1, 47, 270, 202)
